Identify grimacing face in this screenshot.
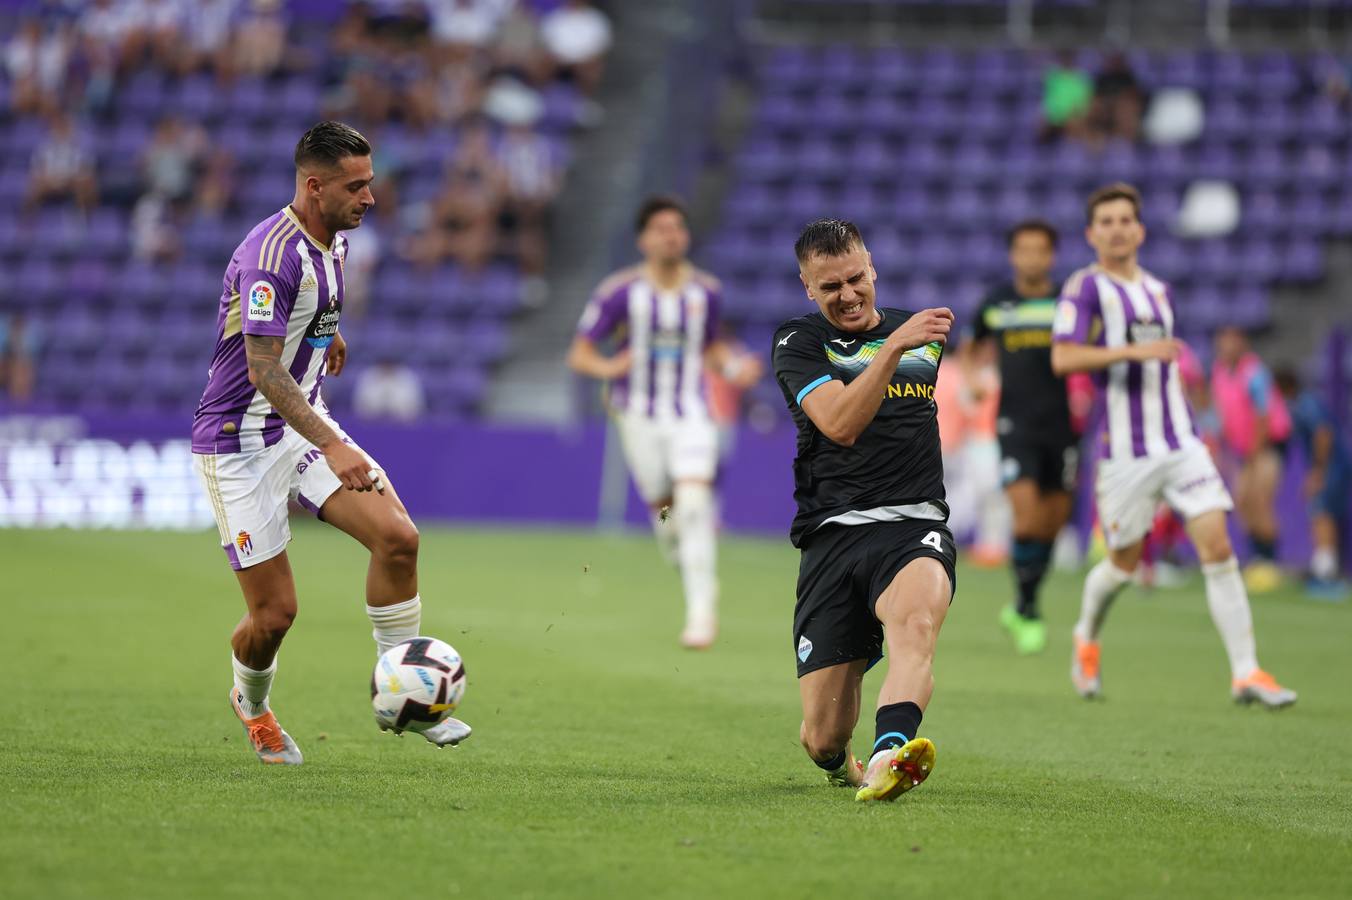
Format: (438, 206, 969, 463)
(1086, 197, 1145, 266)
(1009, 229, 1055, 285)
(798, 243, 879, 333)
(637, 208, 690, 265)
(311, 154, 375, 233)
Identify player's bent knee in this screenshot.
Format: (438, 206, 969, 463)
(894, 611, 938, 653)
(377, 516, 420, 563)
(1196, 533, 1233, 565)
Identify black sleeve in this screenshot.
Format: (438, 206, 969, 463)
(772, 322, 836, 408)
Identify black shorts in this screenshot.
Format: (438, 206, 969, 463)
(793, 519, 958, 678)
(999, 430, 1079, 493)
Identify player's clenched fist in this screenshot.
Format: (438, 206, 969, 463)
(887, 307, 954, 352)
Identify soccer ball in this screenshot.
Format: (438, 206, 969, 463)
(371, 637, 467, 734)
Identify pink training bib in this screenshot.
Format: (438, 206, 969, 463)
(1211, 352, 1291, 457)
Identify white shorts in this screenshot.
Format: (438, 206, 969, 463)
(615, 412, 718, 504)
(193, 414, 375, 570)
(1096, 442, 1233, 550)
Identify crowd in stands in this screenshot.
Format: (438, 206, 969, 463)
(2, 0, 613, 414)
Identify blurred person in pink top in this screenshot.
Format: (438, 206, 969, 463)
(936, 337, 1008, 567)
(1211, 326, 1291, 592)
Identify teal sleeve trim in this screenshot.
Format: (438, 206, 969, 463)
(796, 375, 833, 405)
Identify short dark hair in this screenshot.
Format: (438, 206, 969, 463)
(294, 121, 372, 170)
(794, 218, 864, 262)
(1007, 218, 1059, 249)
(1086, 182, 1142, 225)
(635, 194, 688, 233)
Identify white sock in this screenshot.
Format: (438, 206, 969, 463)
(650, 507, 680, 566)
(674, 482, 717, 628)
(1202, 557, 1259, 680)
(367, 594, 422, 657)
(1312, 546, 1338, 580)
(232, 655, 275, 718)
(1073, 559, 1133, 642)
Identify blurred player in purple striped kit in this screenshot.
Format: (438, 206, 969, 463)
(192, 122, 470, 764)
(568, 195, 758, 649)
(1051, 183, 1295, 708)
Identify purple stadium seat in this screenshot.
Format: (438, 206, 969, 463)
(869, 48, 917, 87)
(1280, 240, 1324, 282)
(168, 74, 217, 117)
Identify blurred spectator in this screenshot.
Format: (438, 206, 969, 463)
(541, 0, 611, 95)
(79, 0, 135, 71)
(1212, 326, 1291, 591)
(5, 17, 71, 116)
(409, 119, 507, 269)
(427, 0, 511, 52)
(142, 116, 208, 203)
(75, 0, 125, 110)
(1039, 51, 1092, 143)
(403, 44, 489, 128)
(195, 148, 237, 218)
(498, 120, 559, 284)
(233, 0, 286, 77)
(121, 0, 185, 71)
(935, 339, 1009, 566)
(0, 312, 40, 403)
(494, 4, 552, 85)
(704, 325, 765, 462)
(1089, 52, 1144, 143)
(178, 0, 239, 80)
(23, 113, 98, 215)
(338, 219, 383, 320)
(1275, 368, 1351, 599)
(354, 359, 426, 421)
(130, 193, 180, 261)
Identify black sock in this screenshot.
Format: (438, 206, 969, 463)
(1012, 538, 1053, 619)
(1250, 536, 1277, 562)
(813, 750, 847, 771)
(873, 701, 922, 756)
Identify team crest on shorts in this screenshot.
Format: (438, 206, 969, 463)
(797, 635, 814, 662)
(236, 530, 253, 555)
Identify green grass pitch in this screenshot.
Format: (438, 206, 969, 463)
(3, 524, 1350, 899)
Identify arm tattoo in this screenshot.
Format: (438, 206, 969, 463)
(244, 334, 341, 448)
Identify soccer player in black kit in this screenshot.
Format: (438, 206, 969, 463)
(972, 220, 1075, 655)
(772, 219, 956, 802)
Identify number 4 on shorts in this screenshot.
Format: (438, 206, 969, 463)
(922, 531, 943, 552)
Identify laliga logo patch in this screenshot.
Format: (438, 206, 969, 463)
(247, 280, 276, 322)
(797, 635, 814, 662)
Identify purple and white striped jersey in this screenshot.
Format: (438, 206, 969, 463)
(576, 265, 721, 420)
(1052, 264, 1198, 461)
(192, 207, 347, 454)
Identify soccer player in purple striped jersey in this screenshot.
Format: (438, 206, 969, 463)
(567, 195, 760, 649)
(1051, 183, 1295, 708)
(192, 122, 470, 764)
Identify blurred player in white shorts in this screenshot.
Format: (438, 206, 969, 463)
(1052, 182, 1295, 708)
(568, 195, 760, 648)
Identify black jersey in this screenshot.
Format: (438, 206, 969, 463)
(772, 308, 948, 547)
(972, 282, 1072, 439)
